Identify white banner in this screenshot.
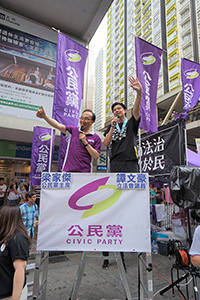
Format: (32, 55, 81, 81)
(37, 173, 150, 252)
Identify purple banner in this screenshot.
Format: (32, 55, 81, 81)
(181, 58, 200, 112)
(135, 37, 162, 134)
(52, 32, 88, 126)
(57, 133, 69, 172)
(29, 126, 55, 186)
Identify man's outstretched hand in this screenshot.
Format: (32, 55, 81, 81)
(129, 77, 142, 95)
(36, 105, 46, 119)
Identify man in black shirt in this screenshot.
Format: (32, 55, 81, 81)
(102, 76, 142, 270)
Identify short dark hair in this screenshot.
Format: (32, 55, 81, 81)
(0, 177, 4, 181)
(22, 184, 28, 191)
(111, 102, 127, 112)
(82, 109, 96, 122)
(26, 191, 36, 201)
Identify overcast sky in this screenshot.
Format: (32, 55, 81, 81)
(90, 14, 107, 58)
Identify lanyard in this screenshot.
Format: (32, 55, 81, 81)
(116, 118, 128, 134)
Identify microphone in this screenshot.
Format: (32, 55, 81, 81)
(80, 125, 84, 143)
(113, 113, 119, 127)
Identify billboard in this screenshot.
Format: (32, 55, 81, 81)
(0, 9, 57, 119)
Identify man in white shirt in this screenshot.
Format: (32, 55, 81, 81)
(190, 225, 200, 266)
(0, 177, 7, 207)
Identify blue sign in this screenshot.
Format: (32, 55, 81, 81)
(116, 173, 147, 190)
(97, 166, 107, 171)
(41, 172, 72, 189)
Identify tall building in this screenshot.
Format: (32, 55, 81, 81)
(106, 0, 200, 121)
(94, 47, 106, 130)
(106, 0, 135, 121)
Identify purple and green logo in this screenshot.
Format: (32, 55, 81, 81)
(184, 69, 199, 79)
(68, 177, 122, 218)
(64, 49, 81, 62)
(39, 133, 51, 142)
(141, 52, 156, 65)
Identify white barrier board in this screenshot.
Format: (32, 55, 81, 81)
(37, 173, 151, 252)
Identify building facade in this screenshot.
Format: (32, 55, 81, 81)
(106, 0, 200, 123)
(94, 47, 106, 130)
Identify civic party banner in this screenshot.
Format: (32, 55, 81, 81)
(52, 32, 88, 126)
(135, 37, 163, 134)
(181, 58, 200, 112)
(138, 118, 185, 176)
(29, 126, 55, 186)
(37, 173, 150, 252)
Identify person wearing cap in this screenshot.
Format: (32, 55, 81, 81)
(102, 77, 142, 270)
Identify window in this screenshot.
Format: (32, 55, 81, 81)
(166, 0, 176, 11)
(154, 33, 161, 42)
(167, 30, 177, 43)
(170, 78, 180, 89)
(154, 23, 160, 34)
(180, 0, 187, 9)
(169, 65, 179, 77)
(181, 20, 190, 30)
(167, 19, 177, 31)
(154, 13, 159, 23)
(183, 44, 192, 56)
(166, 9, 176, 22)
(169, 54, 179, 65)
(181, 9, 189, 20)
(168, 42, 178, 53)
(182, 33, 191, 42)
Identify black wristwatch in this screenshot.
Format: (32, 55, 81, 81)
(84, 142, 89, 147)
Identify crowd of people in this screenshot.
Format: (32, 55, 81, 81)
(149, 184, 165, 205)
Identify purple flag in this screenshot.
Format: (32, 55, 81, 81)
(181, 58, 200, 112)
(29, 126, 55, 186)
(57, 133, 69, 172)
(135, 37, 163, 134)
(53, 32, 88, 127)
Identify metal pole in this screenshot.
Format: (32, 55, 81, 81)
(48, 128, 54, 172)
(160, 0, 169, 94)
(139, 128, 142, 173)
(162, 91, 182, 124)
(184, 128, 188, 166)
(124, 0, 127, 108)
(190, 0, 199, 63)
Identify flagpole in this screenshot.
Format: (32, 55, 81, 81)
(184, 128, 188, 166)
(52, 27, 60, 33)
(48, 128, 54, 172)
(139, 128, 142, 173)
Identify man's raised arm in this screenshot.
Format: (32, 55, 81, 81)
(129, 77, 142, 121)
(36, 106, 66, 134)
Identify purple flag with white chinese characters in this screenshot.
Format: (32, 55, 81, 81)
(135, 37, 162, 134)
(30, 126, 55, 186)
(52, 32, 88, 126)
(181, 58, 200, 112)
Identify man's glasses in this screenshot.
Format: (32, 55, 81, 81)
(80, 117, 92, 121)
